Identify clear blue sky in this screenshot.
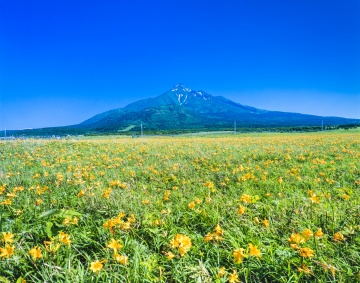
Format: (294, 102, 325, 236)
(0, 0, 359, 130)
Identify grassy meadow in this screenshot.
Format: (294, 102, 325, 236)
(0, 131, 359, 282)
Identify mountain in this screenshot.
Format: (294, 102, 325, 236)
(75, 84, 360, 132)
(6, 84, 359, 137)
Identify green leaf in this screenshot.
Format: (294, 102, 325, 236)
(63, 210, 82, 217)
(46, 221, 53, 238)
(0, 276, 11, 283)
(251, 195, 260, 203)
(147, 228, 159, 234)
(39, 209, 61, 219)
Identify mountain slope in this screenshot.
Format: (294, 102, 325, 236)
(77, 84, 360, 131)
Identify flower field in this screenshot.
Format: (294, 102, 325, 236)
(0, 131, 359, 282)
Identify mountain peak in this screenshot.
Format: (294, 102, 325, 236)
(167, 84, 214, 105)
(79, 84, 360, 130)
(171, 83, 192, 93)
(170, 84, 210, 105)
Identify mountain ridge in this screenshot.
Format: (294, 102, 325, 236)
(77, 84, 359, 132)
(5, 85, 359, 136)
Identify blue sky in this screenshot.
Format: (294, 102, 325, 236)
(0, 0, 359, 130)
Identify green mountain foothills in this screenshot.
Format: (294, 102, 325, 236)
(6, 85, 360, 136)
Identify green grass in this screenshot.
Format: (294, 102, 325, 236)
(0, 132, 359, 282)
(118, 125, 136, 132)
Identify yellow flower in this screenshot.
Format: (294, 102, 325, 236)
(0, 185, 6, 195)
(35, 198, 43, 206)
(309, 194, 320, 204)
(63, 217, 71, 226)
(204, 224, 225, 242)
(213, 234, 224, 241)
(315, 228, 324, 238)
(170, 234, 192, 256)
(90, 261, 104, 273)
(240, 194, 251, 203)
(228, 270, 240, 283)
(2, 232, 14, 243)
(70, 217, 79, 225)
(77, 190, 85, 197)
(288, 233, 306, 245)
(188, 202, 195, 209)
(165, 251, 175, 260)
(127, 214, 136, 223)
(142, 199, 150, 205)
(163, 190, 171, 201)
(299, 247, 314, 258)
(29, 246, 42, 261)
(341, 194, 350, 201)
(248, 243, 261, 257)
(233, 248, 246, 263)
(254, 217, 260, 224)
(44, 241, 60, 254)
(237, 206, 246, 215)
(58, 231, 71, 246)
(5, 192, 16, 198)
(290, 244, 300, 250)
(114, 254, 128, 265)
(153, 219, 163, 226)
(0, 244, 15, 258)
(161, 209, 171, 214)
(204, 233, 213, 242)
(101, 188, 112, 199)
(178, 245, 191, 257)
(216, 267, 226, 278)
(214, 224, 224, 236)
(262, 219, 269, 227)
(63, 216, 78, 226)
(203, 181, 214, 189)
(333, 232, 346, 242)
(1, 199, 11, 205)
(302, 229, 313, 240)
(107, 238, 123, 253)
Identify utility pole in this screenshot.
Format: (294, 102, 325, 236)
(321, 118, 324, 131)
(141, 122, 143, 137)
(234, 121, 236, 135)
(4, 126, 6, 138)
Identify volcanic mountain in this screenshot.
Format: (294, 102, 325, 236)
(75, 84, 359, 132)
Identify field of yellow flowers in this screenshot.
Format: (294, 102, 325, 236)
(0, 131, 359, 282)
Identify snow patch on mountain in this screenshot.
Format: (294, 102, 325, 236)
(171, 85, 212, 105)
